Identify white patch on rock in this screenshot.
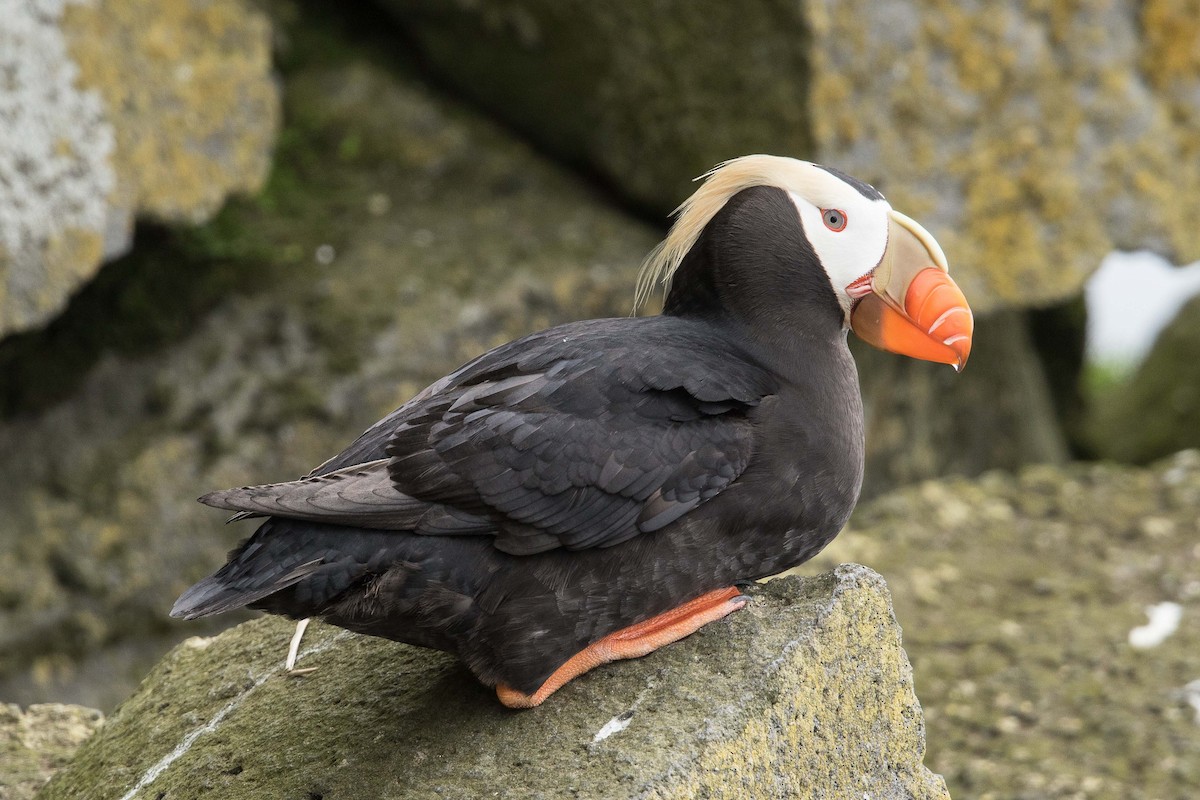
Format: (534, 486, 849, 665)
(183, 636, 214, 650)
(592, 710, 634, 743)
(1128, 602, 1183, 649)
(1182, 679, 1200, 725)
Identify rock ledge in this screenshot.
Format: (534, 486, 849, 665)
(38, 564, 948, 799)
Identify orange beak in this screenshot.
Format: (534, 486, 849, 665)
(849, 210, 973, 371)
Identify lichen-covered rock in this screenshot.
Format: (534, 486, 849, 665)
(805, 0, 1200, 312)
(805, 451, 1200, 799)
(0, 703, 103, 800)
(62, 0, 279, 225)
(1086, 294, 1200, 464)
(0, 0, 114, 338)
(37, 566, 949, 800)
(1140, 1, 1200, 173)
(0, 9, 657, 710)
(0, 0, 278, 339)
(383, 0, 1200, 313)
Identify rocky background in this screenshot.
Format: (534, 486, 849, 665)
(2, 0, 1199, 797)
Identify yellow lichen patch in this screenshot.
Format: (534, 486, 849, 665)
(1, 703, 105, 800)
(62, 0, 280, 222)
(1105, 138, 1195, 251)
(1139, 0, 1200, 199)
(43, 228, 106, 288)
(23, 228, 109, 326)
(650, 574, 949, 800)
(804, 0, 1200, 311)
(1141, 0, 1200, 88)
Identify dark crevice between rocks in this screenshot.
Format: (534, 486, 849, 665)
(1025, 294, 1094, 459)
(854, 306, 1072, 500)
(379, 0, 819, 216)
(0, 219, 277, 421)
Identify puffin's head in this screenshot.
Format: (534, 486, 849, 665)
(638, 155, 973, 370)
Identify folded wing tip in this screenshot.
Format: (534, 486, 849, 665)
(197, 489, 230, 508)
(169, 578, 225, 619)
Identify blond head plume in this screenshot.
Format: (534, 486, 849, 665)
(634, 155, 870, 310)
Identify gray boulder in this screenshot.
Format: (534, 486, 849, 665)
(37, 566, 949, 800)
(0, 0, 278, 339)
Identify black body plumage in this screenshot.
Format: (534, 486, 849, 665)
(173, 186, 866, 694)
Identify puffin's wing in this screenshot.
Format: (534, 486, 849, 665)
(199, 318, 774, 554)
(384, 322, 772, 554)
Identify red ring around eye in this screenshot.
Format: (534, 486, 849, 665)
(823, 208, 848, 232)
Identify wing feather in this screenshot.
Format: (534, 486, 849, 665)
(198, 460, 427, 528)
(198, 317, 775, 555)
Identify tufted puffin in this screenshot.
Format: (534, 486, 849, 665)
(172, 155, 973, 708)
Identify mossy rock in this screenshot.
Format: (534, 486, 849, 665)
(1085, 294, 1200, 464)
(806, 451, 1200, 799)
(37, 566, 949, 800)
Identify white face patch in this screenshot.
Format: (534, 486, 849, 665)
(787, 185, 892, 323)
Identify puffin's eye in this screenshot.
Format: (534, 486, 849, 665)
(822, 209, 848, 232)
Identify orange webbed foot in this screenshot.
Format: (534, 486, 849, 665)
(496, 587, 747, 708)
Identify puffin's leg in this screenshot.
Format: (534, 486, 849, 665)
(496, 587, 747, 709)
(285, 617, 316, 674)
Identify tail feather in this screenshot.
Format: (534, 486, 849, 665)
(170, 559, 322, 619)
(171, 519, 406, 621)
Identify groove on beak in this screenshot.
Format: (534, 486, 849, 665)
(849, 211, 973, 370)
